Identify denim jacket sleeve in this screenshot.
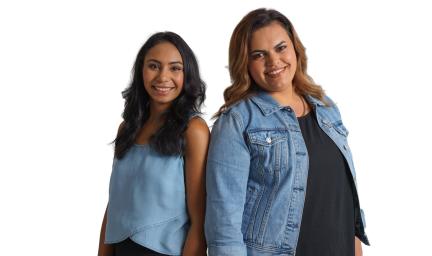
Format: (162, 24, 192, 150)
(205, 110, 250, 256)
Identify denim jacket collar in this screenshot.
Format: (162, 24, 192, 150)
(250, 90, 326, 116)
(306, 94, 326, 107)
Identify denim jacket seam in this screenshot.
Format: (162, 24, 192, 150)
(227, 109, 245, 133)
(256, 140, 282, 244)
(245, 144, 263, 239)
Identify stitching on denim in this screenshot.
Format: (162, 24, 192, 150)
(258, 161, 281, 245)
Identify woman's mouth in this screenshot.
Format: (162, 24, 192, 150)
(265, 66, 287, 78)
(151, 85, 175, 95)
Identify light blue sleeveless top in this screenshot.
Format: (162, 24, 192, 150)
(105, 144, 189, 255)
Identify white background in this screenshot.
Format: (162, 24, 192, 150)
(1, 0, 431, 255)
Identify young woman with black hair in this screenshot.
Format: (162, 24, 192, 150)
(98, 32, 208, 256)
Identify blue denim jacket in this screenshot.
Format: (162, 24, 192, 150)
(205, 91, 369, 256)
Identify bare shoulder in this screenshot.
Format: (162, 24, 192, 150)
(185, 117, 210, 142)
(117, 121, 125, 135)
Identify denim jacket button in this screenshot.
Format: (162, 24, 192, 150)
(266, 137, 272, 144)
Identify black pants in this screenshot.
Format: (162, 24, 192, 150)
(113, 238, 168, 256)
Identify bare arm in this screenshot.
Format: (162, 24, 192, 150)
(182, 117, 209, 256)
(98, 207, 114, 256)
(355, 236, 363, 256)
(98, 123, 124, 256)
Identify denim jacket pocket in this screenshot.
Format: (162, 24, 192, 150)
(331, 122, 353, 154)
(245, 129, 289, 242)
(247, 129, 288, 146)
(332, 121, 349, 137)
(246, 129, 289, 177)
(241, 183, 262, 238)
(322, 119, 349, 137)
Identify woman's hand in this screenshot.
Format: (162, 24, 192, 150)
(182, 224, 207, 256)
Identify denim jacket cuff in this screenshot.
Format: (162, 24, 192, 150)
(208, 244, 247, 256)
(355, 208, 370, 246)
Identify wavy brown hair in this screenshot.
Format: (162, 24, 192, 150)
(215, 8, 328, 117)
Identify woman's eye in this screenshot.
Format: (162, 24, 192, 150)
(276, 45, 287, 52)
(148, 63, 159, 70)
(171, 66, 183, 72)
(251, 52, 264, 60)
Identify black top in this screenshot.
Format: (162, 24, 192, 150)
(113, 238, 168, 256)
(295, 111, 356, 256)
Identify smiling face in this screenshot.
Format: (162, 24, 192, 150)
(143, 42, 184, 108)
(248, 21, 297, 96)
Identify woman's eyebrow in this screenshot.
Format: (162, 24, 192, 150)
(274, 41, 286, 48)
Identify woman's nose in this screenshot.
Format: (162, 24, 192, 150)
(266, 52, 279, 67)
(156, 67, 170, 82)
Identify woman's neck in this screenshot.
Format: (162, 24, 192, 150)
(268, 86, 309, 117)
(269, 85, 298, 106)
(148, 101, 170, 123)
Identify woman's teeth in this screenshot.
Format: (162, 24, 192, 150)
(266, 67, 285, 76)
(153, 86, 173, 92)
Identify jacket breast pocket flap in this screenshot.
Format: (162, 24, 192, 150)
(247, 129, 289, 146)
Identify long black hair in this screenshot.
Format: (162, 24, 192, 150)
(114, 32, 206, 159)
